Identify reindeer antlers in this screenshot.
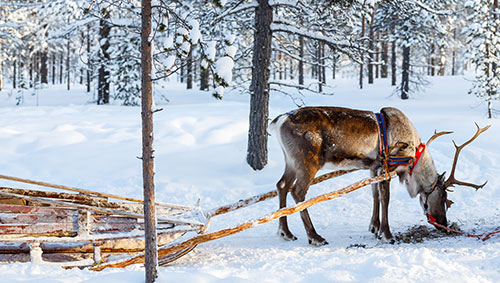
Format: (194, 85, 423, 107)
(426, 130, 453, 146)
(445, 123, 490, 190)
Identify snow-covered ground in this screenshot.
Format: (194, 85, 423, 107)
(0, 76, 499, 282)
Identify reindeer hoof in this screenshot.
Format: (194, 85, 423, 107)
(278, 230, 297, 241)
(380, 235, 395, 244)
(369, 224, 380, 236)
(308, 237, 328, 247)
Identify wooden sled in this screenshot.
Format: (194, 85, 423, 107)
(0, 170, 395, 269)
(0, 175, 206, 267)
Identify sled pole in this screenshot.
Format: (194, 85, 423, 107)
(91, 170, 395, 271)
(0, 191, 204, 228)
(206, 169, 359, 218)
(0, 174, 192, 210)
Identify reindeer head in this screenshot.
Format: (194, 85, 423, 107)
(421, 124, 489, 227)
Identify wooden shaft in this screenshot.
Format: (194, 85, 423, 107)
(0, 191, 204, 228)
(0, 174, 192, 210)
(91, 171, 396, 271)
(207, 169, 359, 217)
(0, 186, 107, 205)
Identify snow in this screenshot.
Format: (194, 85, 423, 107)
(225, 45, 237, 58)
(215, 56, 234, 84)
(206, 41, 217, 62)
(0, 76, 500, 282)
(188, 20, 200, 45)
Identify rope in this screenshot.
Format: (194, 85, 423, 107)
(426, 214, 500, 241)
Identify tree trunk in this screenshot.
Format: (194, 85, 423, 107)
(401, 45, 410, 100)
(332, 48, 337, 80)
(200, 67, 209, 91)
(298, 35, 304, 85)
(359, 15, 365, 89)
(278, 51, 283, 80)
(368, 16, 374, 84)
(375, 34, 380, 79)
(429, 43, 435, 76)
(98, 15, 111, 104)
(59, 54, 63, 84)
(52, 54, 56, 85)
(180, 65, 184, 83)
(87, 24, 91, 93)
(29, 54, 33, 88)
(391, 41, 396, 86)
(247, 0, 272, 170)
(40, 51, 48, 84)
(321, 43, 326, 86)
(186, 48, 192, 89)
(13, 59, 17, 89)
(381, 41, 388, 78)
(318, 42, 323, 92)
(141, 0, 158, 282)
(67, 36, 71, 91)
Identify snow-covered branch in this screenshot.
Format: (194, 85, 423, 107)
(270, 23, 354, 48)
(414, 1, 451, 16)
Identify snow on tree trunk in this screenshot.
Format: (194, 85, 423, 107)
(247, 0, 272, 170)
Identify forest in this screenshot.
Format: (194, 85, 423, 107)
(0, 1, 499, 282)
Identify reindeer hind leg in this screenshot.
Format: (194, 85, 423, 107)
(291, 173, 328, 246)
(277, 166, 298, 241)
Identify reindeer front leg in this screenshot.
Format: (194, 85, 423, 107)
(378, 180, 394, 243)
(369, 180, 380, 236)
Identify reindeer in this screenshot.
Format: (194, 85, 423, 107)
(270, 106, 488, 245)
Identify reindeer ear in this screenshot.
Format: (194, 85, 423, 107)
(446, 198, 454, 209)
(439, 172, 447, 182)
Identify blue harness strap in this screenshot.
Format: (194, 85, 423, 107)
(375, 112, 414, 167)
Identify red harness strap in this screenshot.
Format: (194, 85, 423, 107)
(409, 143, 426, 176)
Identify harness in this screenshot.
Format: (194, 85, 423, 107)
(374, 112, 426, 177)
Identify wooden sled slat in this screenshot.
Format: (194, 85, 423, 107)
(0, 204, 75, 216)
(0, 223, 75, 235)
(0, 213, 74, 224)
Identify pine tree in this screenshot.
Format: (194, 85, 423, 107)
(465, 0, 500, 118)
